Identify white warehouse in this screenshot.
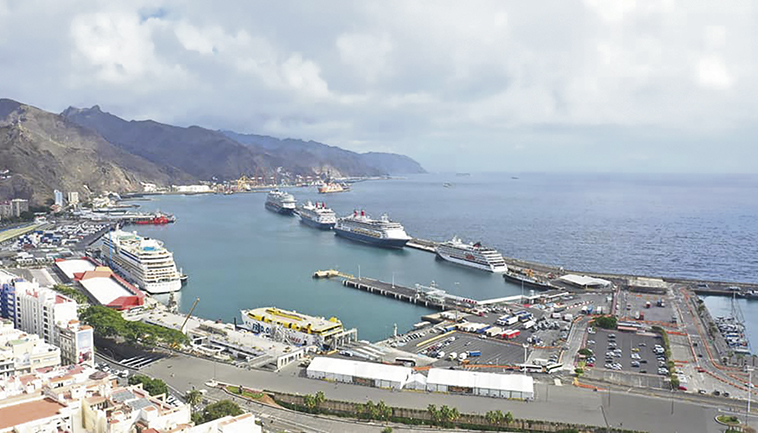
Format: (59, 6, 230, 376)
(426, 369, 534, 400)
(306, 357, 412, 390)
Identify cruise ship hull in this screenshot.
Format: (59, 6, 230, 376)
(435, 251, 507, 273)
(334, 228, 409, 249)
(300, 216, 335, 230)
(265, 201, 295, 215)
(103, 257, 182, 294)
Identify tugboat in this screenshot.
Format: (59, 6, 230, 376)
(133, 213, 176, 225)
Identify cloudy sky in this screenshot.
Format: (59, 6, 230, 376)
(1, 0, 756, 173)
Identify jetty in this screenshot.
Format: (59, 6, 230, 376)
(339, 276, 477, 311)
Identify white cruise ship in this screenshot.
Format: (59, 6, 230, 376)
(435, 236, 508, 273)
(334, 210, 411, 248)
(297, 201, 337, 230)
(101, 230, 182, 294)
(265, 190, 296, 215)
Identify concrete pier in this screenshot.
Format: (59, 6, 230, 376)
(341, 276, 471, 311)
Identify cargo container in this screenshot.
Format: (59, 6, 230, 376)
(467, 350, 482, 357)
(503, 329, 520, 339)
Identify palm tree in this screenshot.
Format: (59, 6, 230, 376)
(427, 404, 439, 424)
(185, 390, 202, 408)
(314, 391, 325, 410)
(376, 401, 392, 420)
(504, 411, 514, 424)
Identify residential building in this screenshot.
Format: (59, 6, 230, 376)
(66, 191, 79, 206)
(0, 270, 18, 321)
(56, 320, 95, 368)
(54, 189, 64, 207)
(10, 199, 28, 217)
(0, 201, 11, 219)
(14, 281, 77, 345)
(0, 318, 61, 378)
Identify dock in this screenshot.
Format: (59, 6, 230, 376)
(341, 276, 476, 311)
(406, 238, 437, 253)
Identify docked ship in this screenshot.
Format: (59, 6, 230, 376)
(100, 230, 183, 294)
(132, 212, 176, 225)
(240, 307, 356, 348)
(503, 271, 553, 290)
(265, 190, 296, 215)
(334, 210, 411, 249)
(435, 236, 508, 273)
(297, 201, 337, 230)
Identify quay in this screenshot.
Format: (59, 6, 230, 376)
(341, 276, 475, 311)
(408, 237, 758, 297)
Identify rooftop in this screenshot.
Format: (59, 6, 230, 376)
(308, 357, 412, 384)
(0, 397, 66, 430)
(426, 369, 534, 394)
(55, 258, 97, 280)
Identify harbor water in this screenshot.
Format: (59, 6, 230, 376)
(129, 172, 758, 342)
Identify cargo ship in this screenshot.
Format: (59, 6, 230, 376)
(101, 229, 183, 294)
(435, 236, 507, 273)
(132, 213, 176, 225)
(265, 190, 296, 215)
(334, 210, 411, 249)
(297, 201, 337, 230)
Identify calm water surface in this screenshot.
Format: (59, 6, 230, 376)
(130, 173, 758, 341)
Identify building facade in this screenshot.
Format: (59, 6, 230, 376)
(56, 320, 95, 368)
(66, 191, 79, 206)
(54, 190, 64, 207)
(0, 318, 61, 378)
(14, 281, 78, 345)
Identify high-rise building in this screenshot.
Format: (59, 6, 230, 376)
(66, 191, 79, 206)
(9, 199, 28, 217)
(14, 281, 77, 344)
(54, 189, 64, 207)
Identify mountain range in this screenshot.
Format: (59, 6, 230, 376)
(0, 98, 425, 204)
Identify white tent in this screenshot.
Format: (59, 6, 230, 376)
(306, 357, 412, 390)
(426, 369, 534, 400)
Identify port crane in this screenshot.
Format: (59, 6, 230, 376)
(180, 297, 200, 333)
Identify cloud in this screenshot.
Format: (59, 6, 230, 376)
(0, 0, 756, 173)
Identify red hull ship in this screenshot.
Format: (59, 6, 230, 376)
(134, 214, 176, 225)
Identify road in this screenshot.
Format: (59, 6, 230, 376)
(140, 353, 731, 433)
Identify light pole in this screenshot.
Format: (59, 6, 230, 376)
(522, 343, 529, 364)
(392, 272, 395, 288)
(358, 265, 361, 280)
(747, 367, 754, 427)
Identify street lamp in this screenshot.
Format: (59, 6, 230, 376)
(522, 343, 529, 364)
(747, 367, 754, 427)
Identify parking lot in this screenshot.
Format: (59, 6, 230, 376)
(586, 328, 665, 375)
(618, 291, 675, 324)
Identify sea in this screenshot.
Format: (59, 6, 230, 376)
(127, 172, 758, 342)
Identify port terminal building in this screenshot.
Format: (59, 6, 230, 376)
(54, 258, 145, 310)
(558, 274, 612, 289)
(306, 357, 534, 399)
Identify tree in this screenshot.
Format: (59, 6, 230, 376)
(304, 394, 317, 412)
(185, 390, 202, 407)
(427, 404, 440, 424)
(128, 375, 168, 396)
(593, 316, 617, 330)
(504, 411, 514, 424)
(381, 428, 393, 433)
(314, 391, 325, 409)
(376, 400, 392, 420)
(196, 400, 242, 424)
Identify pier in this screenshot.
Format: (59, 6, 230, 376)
(340, 276, 477, 311)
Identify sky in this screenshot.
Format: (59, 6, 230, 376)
(1, 0, 757, 173)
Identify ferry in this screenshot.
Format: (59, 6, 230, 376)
(101, 229, 183, 294)
(334, 210, 411, 249)
(435, 236, 508, 273)
(240, 307, 353, 348)
(297, 201, 337, 230)
(265, 190, 296, 215)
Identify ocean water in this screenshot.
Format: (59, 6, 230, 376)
(130, 172, 758, 342)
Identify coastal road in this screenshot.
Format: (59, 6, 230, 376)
(142, 353, 731, 433)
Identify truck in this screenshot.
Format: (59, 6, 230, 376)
(523, 320, 536, 330)
(533, 358, 549, 366)
(562, 313, 573, 322)
(503, 329, 520, 339)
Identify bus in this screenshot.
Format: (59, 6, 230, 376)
(394, 357, 417, 367)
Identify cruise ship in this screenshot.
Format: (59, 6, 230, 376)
(100, 230, 183, 294)
(435, 236, 508, 273)
(265, 190, 296, 215)
(334, 210, 411, 248)
(297, 201, 337, 230)
(240, 307, 356, 348)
